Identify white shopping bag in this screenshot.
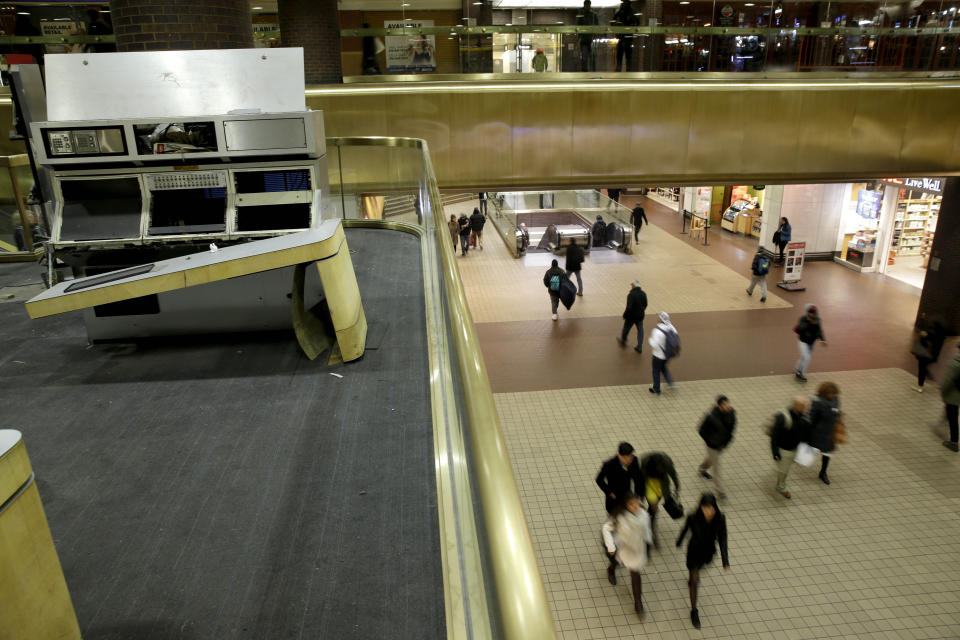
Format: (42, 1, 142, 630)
(793, 443, 819, 467)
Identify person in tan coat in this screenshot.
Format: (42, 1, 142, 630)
(447, 214, 459, 250)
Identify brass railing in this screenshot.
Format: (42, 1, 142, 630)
(328, 137, 555, 639)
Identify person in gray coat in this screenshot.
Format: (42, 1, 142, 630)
(941, 343, 960, 452)
(808, 381, 840, 484)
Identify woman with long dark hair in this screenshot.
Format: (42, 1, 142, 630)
(808, 381, 841, 484)
(774, 217, 791, 263)
(602, 492, 653, 618)
(676, 493, 730, 629)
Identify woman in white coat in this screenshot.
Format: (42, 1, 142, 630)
(602, 493, 653, 617)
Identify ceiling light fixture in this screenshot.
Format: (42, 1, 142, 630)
(679, 1, 690, 4)
(16, 10, 29, 14)
(744, 2, 754, 5)
(252, 5, 263, 9)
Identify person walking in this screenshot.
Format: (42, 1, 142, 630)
(941, 343, 960, 452)
(591, 215, 607, 247)
(596, 442, 645, 515)
(565, 238, 585, 296)
(518, 222, 530, 255)
(769, 395, 811, 498)
(602, 493, 652, 617)
(912, 313, 946, 392)
(447, 214, 459, 250)
(531, 48, 548, 72)
(457, 212, 471, 257)
(794, 304, 826, 382)
(630, 205, 648, 242)
(745, 246, 771, 303)
(469, 207, 486, 250)
(808, 381, 840, 485)
(478, 191, 488, 215)
(360, 23, 382, 75)
(676, 493, 730, 629)
(607, 188, 621, 206)
(617, 280, 647, 352)
(611, 0, 639, 71)
(697, 396, 736, 500)
(576, 0, 599, 71)
(543, 258, 567, 321)
(774, 217, 791, 263)
(640, 451, 679, 548)
(648, 311, 680, 394)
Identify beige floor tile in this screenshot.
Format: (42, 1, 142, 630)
(496, 368, 960, 639)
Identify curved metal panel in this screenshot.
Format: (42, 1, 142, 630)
(307, 76, 960, 188)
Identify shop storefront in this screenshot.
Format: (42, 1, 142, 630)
(834, 181, 889, 270)
(720, 185, 764, 236)
(878, 178, 943, 288)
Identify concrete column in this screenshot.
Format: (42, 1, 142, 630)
(279, 0, 342, 84)
(112, 0, 253, 51)
(917, 177, 960, 334)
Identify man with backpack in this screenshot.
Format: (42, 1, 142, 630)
(469, 207, 486, 250)
(543, 259, 567, 321)
(769, 396, 811, 499)
(746, 246, 771, 303)
(648, 311, 680, 395)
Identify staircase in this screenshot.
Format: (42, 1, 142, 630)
(382, 193, 477, 220)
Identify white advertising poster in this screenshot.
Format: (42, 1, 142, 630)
(784, 241, 806, 282)
(694, 187, 712, 215)
(384, 21, 437, 73)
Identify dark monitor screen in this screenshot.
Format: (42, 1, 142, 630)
(60, 178, 143, 241)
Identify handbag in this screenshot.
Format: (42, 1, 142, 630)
(662, 494, 684, 520)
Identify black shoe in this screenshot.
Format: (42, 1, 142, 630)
(761, 297, 766, 303)
(819, 471, 830, 485)
(617, 337, 626, 346)
(691, 609, 701, 629)
(699, 470, 712, 480)
(943, 440, 960, 452)
(634, 347, 642, 353)
(607, 565, 617, 585)
(796, 372, 807, 382)
(648, 388, 660, 395)
(635, 602, 644, 617)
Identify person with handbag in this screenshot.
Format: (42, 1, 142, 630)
(601, 493, 653, 617)
(808, 381, 841, 485)
(769, 395, 811, 499)
(912, 313, 946, 393)
(697, 396, 736, 500)
(640, 451, 680, 547)
(676, 493, 730, 629)
(774, 217, 791, 263)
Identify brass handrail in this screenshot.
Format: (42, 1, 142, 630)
(329, 137, 556, 639)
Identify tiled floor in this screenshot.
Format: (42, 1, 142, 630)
(496, 368, 960, 639)
(447, 202, 788, 324)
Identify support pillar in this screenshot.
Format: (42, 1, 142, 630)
(279, 0, 342, 84)
(918, 177, 960, 334)
(112, 0, 253, 51)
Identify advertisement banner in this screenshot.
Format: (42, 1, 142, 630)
(856, 189, 883, 219)
(784, 241, 805, 282)
(384, 21, 436, 73)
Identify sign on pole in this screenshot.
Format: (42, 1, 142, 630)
(777, 240, 806, 291)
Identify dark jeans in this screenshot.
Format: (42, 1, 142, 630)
(579, 41, 594, 71)
(621, 319, 643, 348)
(479, 198, 487, 215)
(651, 356, 673, 393)
(615, 40, 633, 71)
(948, 404, 959, 443)
(633, 224, 641, 242)
(918, 357, 933, 386)
(550, 293, 560, 315)
(778, 241, 788, 261)
(460, 233, 471, 255)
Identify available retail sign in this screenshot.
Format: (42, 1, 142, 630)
(384, 21, 437, 73)
(882, 177, 943, 195)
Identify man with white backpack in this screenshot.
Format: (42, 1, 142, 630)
(648, 311, 680, 395)
(768, 396, 811, 499)
(746, 246, 771, 303)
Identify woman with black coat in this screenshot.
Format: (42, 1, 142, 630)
(676, 493, 730, 629)
(912, 313, 946, 392)
(808, 381, 841, 485)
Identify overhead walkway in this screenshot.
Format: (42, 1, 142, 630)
(1, 138, 553, 639)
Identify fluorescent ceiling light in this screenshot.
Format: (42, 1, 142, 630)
(679, 1, 690, 4)
(252, 5, 263, 9)
(744, 2, 754, 5)
(17, 11, 30, 14)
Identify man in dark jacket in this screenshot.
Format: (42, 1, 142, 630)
(770, 396, 811, 498)
(596, 442, 645, 584)
(794, 304, 826, 381)
(697, 396, 736, 500)
(591, 215, 607, 247)
(469, 207, 486, 250)
(543, 259, 567, 321)
(565, 238, 585, 296)
(630, 206, 648, 242)
(457, 213, 471, 256)
(746, 246, 771, 303)
(618, 280, 647, 352)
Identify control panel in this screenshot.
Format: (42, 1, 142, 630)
(42, 127, 127, 158)
(146, 171, 227, 191)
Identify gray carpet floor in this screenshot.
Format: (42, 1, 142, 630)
(0, 228, 444, 640)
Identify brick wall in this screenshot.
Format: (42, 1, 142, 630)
(918, 177, 960, 335)
(112, 0, 253, 51)
(279, 0, 342, 84)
